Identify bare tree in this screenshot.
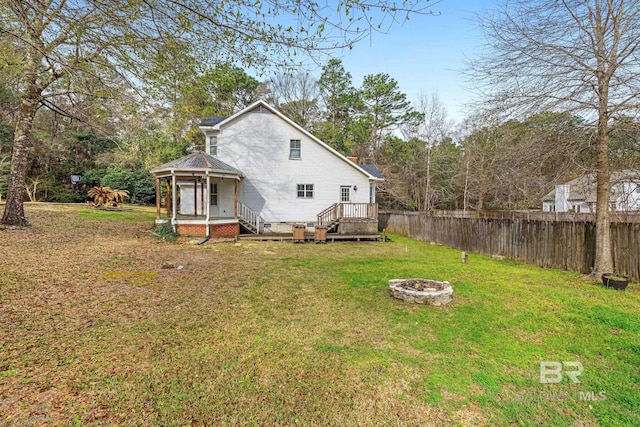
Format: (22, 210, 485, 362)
(0, 0, 435, 226)
(470, 0, 640, 277)
(264, 72, 320, 128)
(411, 90, 454, 210)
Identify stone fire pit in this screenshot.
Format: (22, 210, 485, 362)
(389, 278, 453, 306)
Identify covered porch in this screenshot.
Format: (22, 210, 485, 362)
(150, 151, 248, 238)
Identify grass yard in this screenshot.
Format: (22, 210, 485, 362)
(1, 204, 639, 426)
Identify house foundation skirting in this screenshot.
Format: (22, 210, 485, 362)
(176, 222, 240, 238)
(338, 219, 379, 235)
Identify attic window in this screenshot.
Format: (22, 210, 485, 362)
(290, 139, 301, 159)
(209, 136, 218, 155)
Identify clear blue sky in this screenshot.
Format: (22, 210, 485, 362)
(333, 0, 494, 123)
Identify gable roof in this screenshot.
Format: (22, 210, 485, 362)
(358, 164, 384, 179)
(150, 151, 242, 177)
(200, 116, 226, 127)
(200, 100, 383, 181)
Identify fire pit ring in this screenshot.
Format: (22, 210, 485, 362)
(389, 278, 453, 306)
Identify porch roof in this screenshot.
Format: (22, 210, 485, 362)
(150, 151, 243, 179)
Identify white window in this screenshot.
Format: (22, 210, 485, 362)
(210, 183, 218, 205)
(290, 139, 301, 159)
(209, 136, 218, 155)
(297, 184, 313, 198)
(340, 186, 351, 202)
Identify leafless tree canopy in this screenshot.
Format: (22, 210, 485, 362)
(471, 0, 640, 120)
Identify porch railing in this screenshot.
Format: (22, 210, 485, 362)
(340, 202, 378, 219)
(317, 203, 378, 227)
(237, 201, 261, 234)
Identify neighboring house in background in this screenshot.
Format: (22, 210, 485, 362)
(151, 100, 383, 237)
(542, 170, 640, 212)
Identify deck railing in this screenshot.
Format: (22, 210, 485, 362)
(317, 203, 339, 226)
(339, 203, 378, 219)
(237, 201, 261, 234)
(317, 203, 378, 226)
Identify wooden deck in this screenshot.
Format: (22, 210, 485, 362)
(238, 232, 385, 242)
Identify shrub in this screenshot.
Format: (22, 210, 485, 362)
(100, 166, 155, 204)
(88, 186, 129, 207)
(153, 222, 177, 242)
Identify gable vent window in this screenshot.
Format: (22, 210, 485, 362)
(209, 136, 218, 155)
(297, 184, 313, 199)
(290, 139, 301, 159)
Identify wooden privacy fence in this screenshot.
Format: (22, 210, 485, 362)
(381, 212, 640, 281)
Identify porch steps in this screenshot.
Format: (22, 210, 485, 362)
(237, 201, 261, 234)
(316, 203, 340, 232)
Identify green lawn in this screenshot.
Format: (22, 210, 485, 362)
(1, 204, 638, 426)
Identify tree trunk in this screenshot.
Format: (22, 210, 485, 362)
(425, 145, 432, 211)
(592, 109, 613, 277)
(1, 61, 41, 226)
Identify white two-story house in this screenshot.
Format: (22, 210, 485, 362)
(151, 100, 383, 237)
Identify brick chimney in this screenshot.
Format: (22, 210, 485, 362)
(346, 156, 358, 164)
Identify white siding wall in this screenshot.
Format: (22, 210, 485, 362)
(178, 181, 202, 215)
(177, 178, 236, 217)
(569, 201, 590, 213)
(208, 109, 372, 223)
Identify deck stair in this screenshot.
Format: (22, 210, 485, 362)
(237, 201, 261, 234)
(316, 203, 340, 232)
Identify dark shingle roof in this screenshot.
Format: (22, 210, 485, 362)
(200, 116, 227, 127)
(358, 164, 384, 179)
(150, 151, 241, 175)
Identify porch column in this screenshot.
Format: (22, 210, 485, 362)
(206, 174, 211, 223)
(171, 175, 177, 227)
(165, 180, 171, 218)
(234, 180, 238, 217)
(193, 179, 198, 217)
(155, 177, 161, 219)
(200, 179, 205, 216)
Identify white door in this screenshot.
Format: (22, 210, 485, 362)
(340, 186, 351, 203)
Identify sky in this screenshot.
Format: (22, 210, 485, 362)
(329, 0, 495, 123)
